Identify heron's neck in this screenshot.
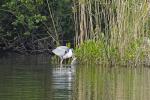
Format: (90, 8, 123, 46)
(62, 49, 72, 59)
(69, 49, 72, 55)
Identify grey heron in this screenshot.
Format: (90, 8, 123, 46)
(52, 46, 77, 65)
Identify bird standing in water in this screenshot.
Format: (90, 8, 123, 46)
(52, 46, 77, 65)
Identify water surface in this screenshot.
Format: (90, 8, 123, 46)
(0, 54, 150, 100)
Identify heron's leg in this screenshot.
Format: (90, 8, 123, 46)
(60, 63, 62, 68)
(60, 59, 63, 64)
(60, 57, 63, 66)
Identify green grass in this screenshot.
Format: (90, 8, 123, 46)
(74, 38, 146, 65)
(75, 40, 106, 64)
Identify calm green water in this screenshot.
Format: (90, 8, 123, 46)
(0, 54, 150, 100)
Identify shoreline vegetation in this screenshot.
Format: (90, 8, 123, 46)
(75, 37, 150, 66)
(0, 0, 150, 66)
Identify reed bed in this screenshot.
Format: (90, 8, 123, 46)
(74, 0, 150, 65)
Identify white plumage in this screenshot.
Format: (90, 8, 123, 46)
(52, 46, 76, 65)
(52, 46, 69, 57)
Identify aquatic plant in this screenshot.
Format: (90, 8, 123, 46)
(75, 40, 106, 64)
(73, 0, 150, 65)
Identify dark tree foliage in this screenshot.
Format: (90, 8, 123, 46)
(0, 0, 74, 54)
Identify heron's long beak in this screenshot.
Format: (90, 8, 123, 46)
(71, 57, 77, 65)
(72, 53, 76, 58)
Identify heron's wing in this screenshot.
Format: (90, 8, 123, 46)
(52, 46, 69, 57)
(52, 48, 65, 57)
